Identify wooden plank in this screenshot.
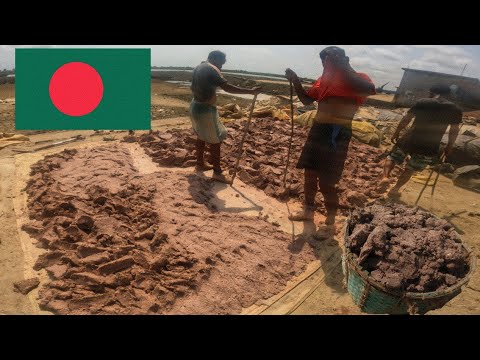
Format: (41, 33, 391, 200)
(253, 247, 342, 315)
(34, 135, 85, 151)
(241, 260, 322, 315)
(260, 268, 327, 315)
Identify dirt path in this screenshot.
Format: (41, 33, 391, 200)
(0, 156, 37, 314)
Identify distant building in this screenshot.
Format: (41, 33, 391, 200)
(394, 68, 480, 111)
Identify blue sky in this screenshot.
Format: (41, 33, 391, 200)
(2, 45, 479, 91)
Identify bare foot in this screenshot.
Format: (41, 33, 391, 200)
(195, 163, 214, 171)
(376, 178, 391, 194)
(313, 224, 335, 240)
(212, 172, 232, 184)
(387, 188, 401, 200)
(288, 208, 314, 221)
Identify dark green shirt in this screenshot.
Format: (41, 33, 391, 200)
(191, 62, 227, 104)
(400, 98, 462, 155)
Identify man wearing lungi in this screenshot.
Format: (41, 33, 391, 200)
(190, 50, 261, 184)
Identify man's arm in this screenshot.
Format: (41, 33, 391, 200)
(444, 123, 460, 156)
(330, 55, 375, 96)
(220, 83, 260, 95)
(285, 69, 315, 106)
(391, 112, 414, 143)
(342, 70, 376, 96)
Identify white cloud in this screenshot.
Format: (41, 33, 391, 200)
(372, 47, 404, 61)
(390, 45, 413, 54)
(413, 45, 469, 57)
(238, 46, 273, 56)
(409, 46, 474, 77)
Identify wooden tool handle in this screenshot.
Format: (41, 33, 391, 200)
(231, 94, 258, 185)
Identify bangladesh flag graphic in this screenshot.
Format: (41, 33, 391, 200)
(16, 48, 151, 130)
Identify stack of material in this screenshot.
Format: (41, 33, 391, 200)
(347, 203, 471, 293)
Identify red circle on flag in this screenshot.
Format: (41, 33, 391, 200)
(49, 62, 104, 117)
